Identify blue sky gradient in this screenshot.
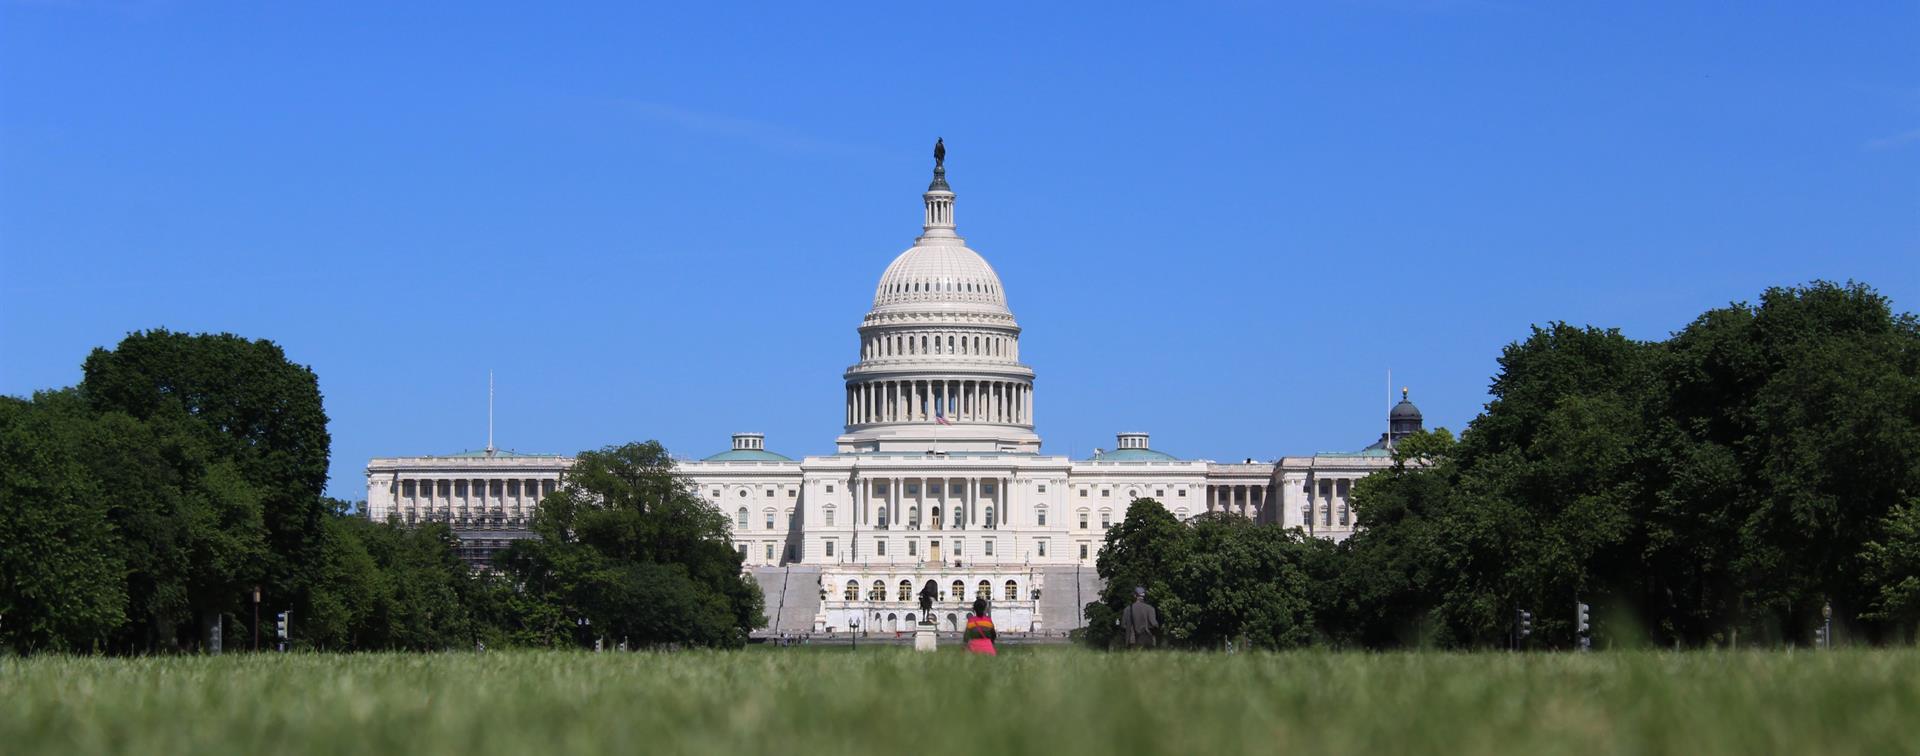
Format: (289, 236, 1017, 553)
(3, 2, 1915, 499)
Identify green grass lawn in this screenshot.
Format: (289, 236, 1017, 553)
(3, 646, 1915, 756)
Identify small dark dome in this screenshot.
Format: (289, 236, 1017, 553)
(1388, 388, 1424, 442)
(1391, 395, 1422, 420)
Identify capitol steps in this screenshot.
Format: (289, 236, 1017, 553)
(1034, 565, 1104, 632)
(750, 565, 823, 634)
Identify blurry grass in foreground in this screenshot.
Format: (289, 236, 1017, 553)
(3, 646, 1915, 756)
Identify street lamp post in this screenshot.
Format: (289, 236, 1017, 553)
(849, 617, 859, 651)
(251, 586, 261, 652)
(1822, 601, 1833, 649)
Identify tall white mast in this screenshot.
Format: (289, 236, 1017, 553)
(487, 371, 495, 455)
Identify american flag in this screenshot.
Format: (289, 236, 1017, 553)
(935, 411, 951, 426)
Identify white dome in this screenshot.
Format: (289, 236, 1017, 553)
(871, 241, 1009, 311)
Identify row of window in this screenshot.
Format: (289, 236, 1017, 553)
(731, 506, 1189, 531)
(1077, 487, 1184, 499)
(814, 538, 1097, 561)
(401, 479, 557, 501)
(735, 538, 1097, 563)
(843, 579, 1026, 602)
(862, 331, 1013, 360)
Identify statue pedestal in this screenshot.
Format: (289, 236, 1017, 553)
(913, 622, 937, 653)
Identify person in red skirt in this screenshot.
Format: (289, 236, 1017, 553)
(964, 598, 997, 655)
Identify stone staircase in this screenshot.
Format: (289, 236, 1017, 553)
(1035, 565, 1105, 632)
(750, 566, 823, 633)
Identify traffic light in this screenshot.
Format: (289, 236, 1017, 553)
(1576, 602, 1591, 651)
(1814, 624, 1829, 649)
(1515, 609, 1533, 639)
(275, 611, 290, 641)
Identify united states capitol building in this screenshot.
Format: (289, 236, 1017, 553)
(364, 146, 1425, 634)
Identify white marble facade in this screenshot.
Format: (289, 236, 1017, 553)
(365, 150, 1423, 628)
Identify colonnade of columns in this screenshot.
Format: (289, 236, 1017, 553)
(1203, 483, 1268, 520)
(846, 379, 1031, 426)
(397, 476, 557, 527)
(850, 474, 1012, 536)
(1304, 478, 1353, 530)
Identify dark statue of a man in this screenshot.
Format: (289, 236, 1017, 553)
(1122, 585, 1159, 649)
(933, 137, 945, 168)
(918, 579, 939, 616)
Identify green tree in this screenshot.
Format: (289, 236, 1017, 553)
(499, 442, 762, 648)
(1083, 498, 1187, 648)
(1861, 501, 1920, 640)
(1168, 515, 1319, 649)
(0, 396, 128, 653)
(80, 330, 331, 627)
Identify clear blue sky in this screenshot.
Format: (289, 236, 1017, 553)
(3, 2, 1915, 500)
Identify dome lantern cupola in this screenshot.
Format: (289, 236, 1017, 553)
(920, 137, 957, 240)
(1388, 387, 1423, 444)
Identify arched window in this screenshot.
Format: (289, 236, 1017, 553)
(736, 507, 747, 528)
(909, 506, 920, 529)
(898, 580, 912, 601)
(869, 580, 885, 601)
(876, 505, 888, 529)
(985, 505, 996, 529)
(844, 580, 858, 601)
(1005, 580, 1019, 601)
(977, 580, 991, 600)
(951, 580, 964, 599)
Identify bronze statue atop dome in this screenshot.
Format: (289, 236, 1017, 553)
(934, 137, 945, 169)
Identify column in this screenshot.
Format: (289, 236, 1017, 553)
(966, 478, 977, 529)
(1000, 476, 1010, 529)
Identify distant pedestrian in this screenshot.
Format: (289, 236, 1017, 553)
(1121, 586, 1158, 649)
(964, 598, 997, 655)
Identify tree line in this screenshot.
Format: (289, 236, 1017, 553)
(0, 330, 760, 654)
(1085, 282, 1920, 650)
